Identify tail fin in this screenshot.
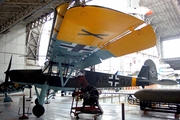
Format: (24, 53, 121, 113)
(138, 59, 157, 80)
(137, 59, 177, 85)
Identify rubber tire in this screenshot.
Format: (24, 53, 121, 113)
(127, 95, 133, 104)
(32, 104, 45, 117)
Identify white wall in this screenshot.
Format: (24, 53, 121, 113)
(95, 46, 159, 75)
(0, 25, 26, 81)
(163, 39, 180, 58)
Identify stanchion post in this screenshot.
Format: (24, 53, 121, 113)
(19, 95, 28, 119)
(29, 88, 32, 98)
(122, 103, 125, 120)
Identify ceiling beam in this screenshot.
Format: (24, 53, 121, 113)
(3, 2, 42, 5)
(0, 0, 64, 34)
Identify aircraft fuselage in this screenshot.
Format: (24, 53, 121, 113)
(9, 69, 150, 89)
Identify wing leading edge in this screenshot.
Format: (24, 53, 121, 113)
(47, 3, 156, 69)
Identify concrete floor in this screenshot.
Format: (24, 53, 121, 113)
(0, 92, 179, 120)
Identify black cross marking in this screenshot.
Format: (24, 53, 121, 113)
(149, 67, 157, 78)
(109, 75, 119, 87)
(59, 43, 94, 53)
(78, 29, 109, 40)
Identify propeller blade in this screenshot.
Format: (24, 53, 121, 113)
(5, 55, 12, 74)
(4, 55, 12, 92)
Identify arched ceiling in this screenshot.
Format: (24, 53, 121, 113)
(1, 0, 180, 40)
(140, 0, 180, 70)
(140, 0, 180, 41)
(1, 0, 180, 70)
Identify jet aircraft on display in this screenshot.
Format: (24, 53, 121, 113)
(2, 0, 177, 118)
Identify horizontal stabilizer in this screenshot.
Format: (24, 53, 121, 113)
(151, 79, 178, 85)
(137, 78, 178, 85)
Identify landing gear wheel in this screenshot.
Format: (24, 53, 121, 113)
(127, 95, 134, 104)
(35, 98, 39, 105)
(32, 104, 45, 117)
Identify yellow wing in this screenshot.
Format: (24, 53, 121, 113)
(104, 24, 156, 57)
(56, 5, 156, 57)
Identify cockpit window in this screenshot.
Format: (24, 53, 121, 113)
(42, 61, 59, 76)
(52, 65, 59, 74)
(42, 61, 81, 77)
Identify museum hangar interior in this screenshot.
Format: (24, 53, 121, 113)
(1, 0, 180, 120)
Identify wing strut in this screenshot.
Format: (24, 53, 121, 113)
(64, 57, 85, 86)
(58, 58, 64, 88)
(58, 57, 84, 87)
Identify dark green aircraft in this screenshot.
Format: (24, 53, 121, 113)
(5, 58, 177, 117)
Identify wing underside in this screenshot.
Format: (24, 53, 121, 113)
(46, 3, 156, 69)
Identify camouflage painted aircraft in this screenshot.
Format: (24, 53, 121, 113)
(3, 0, 176, 117)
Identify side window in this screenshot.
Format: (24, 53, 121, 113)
(51, 65, 59, 76)
(42, 61, 59, 76)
